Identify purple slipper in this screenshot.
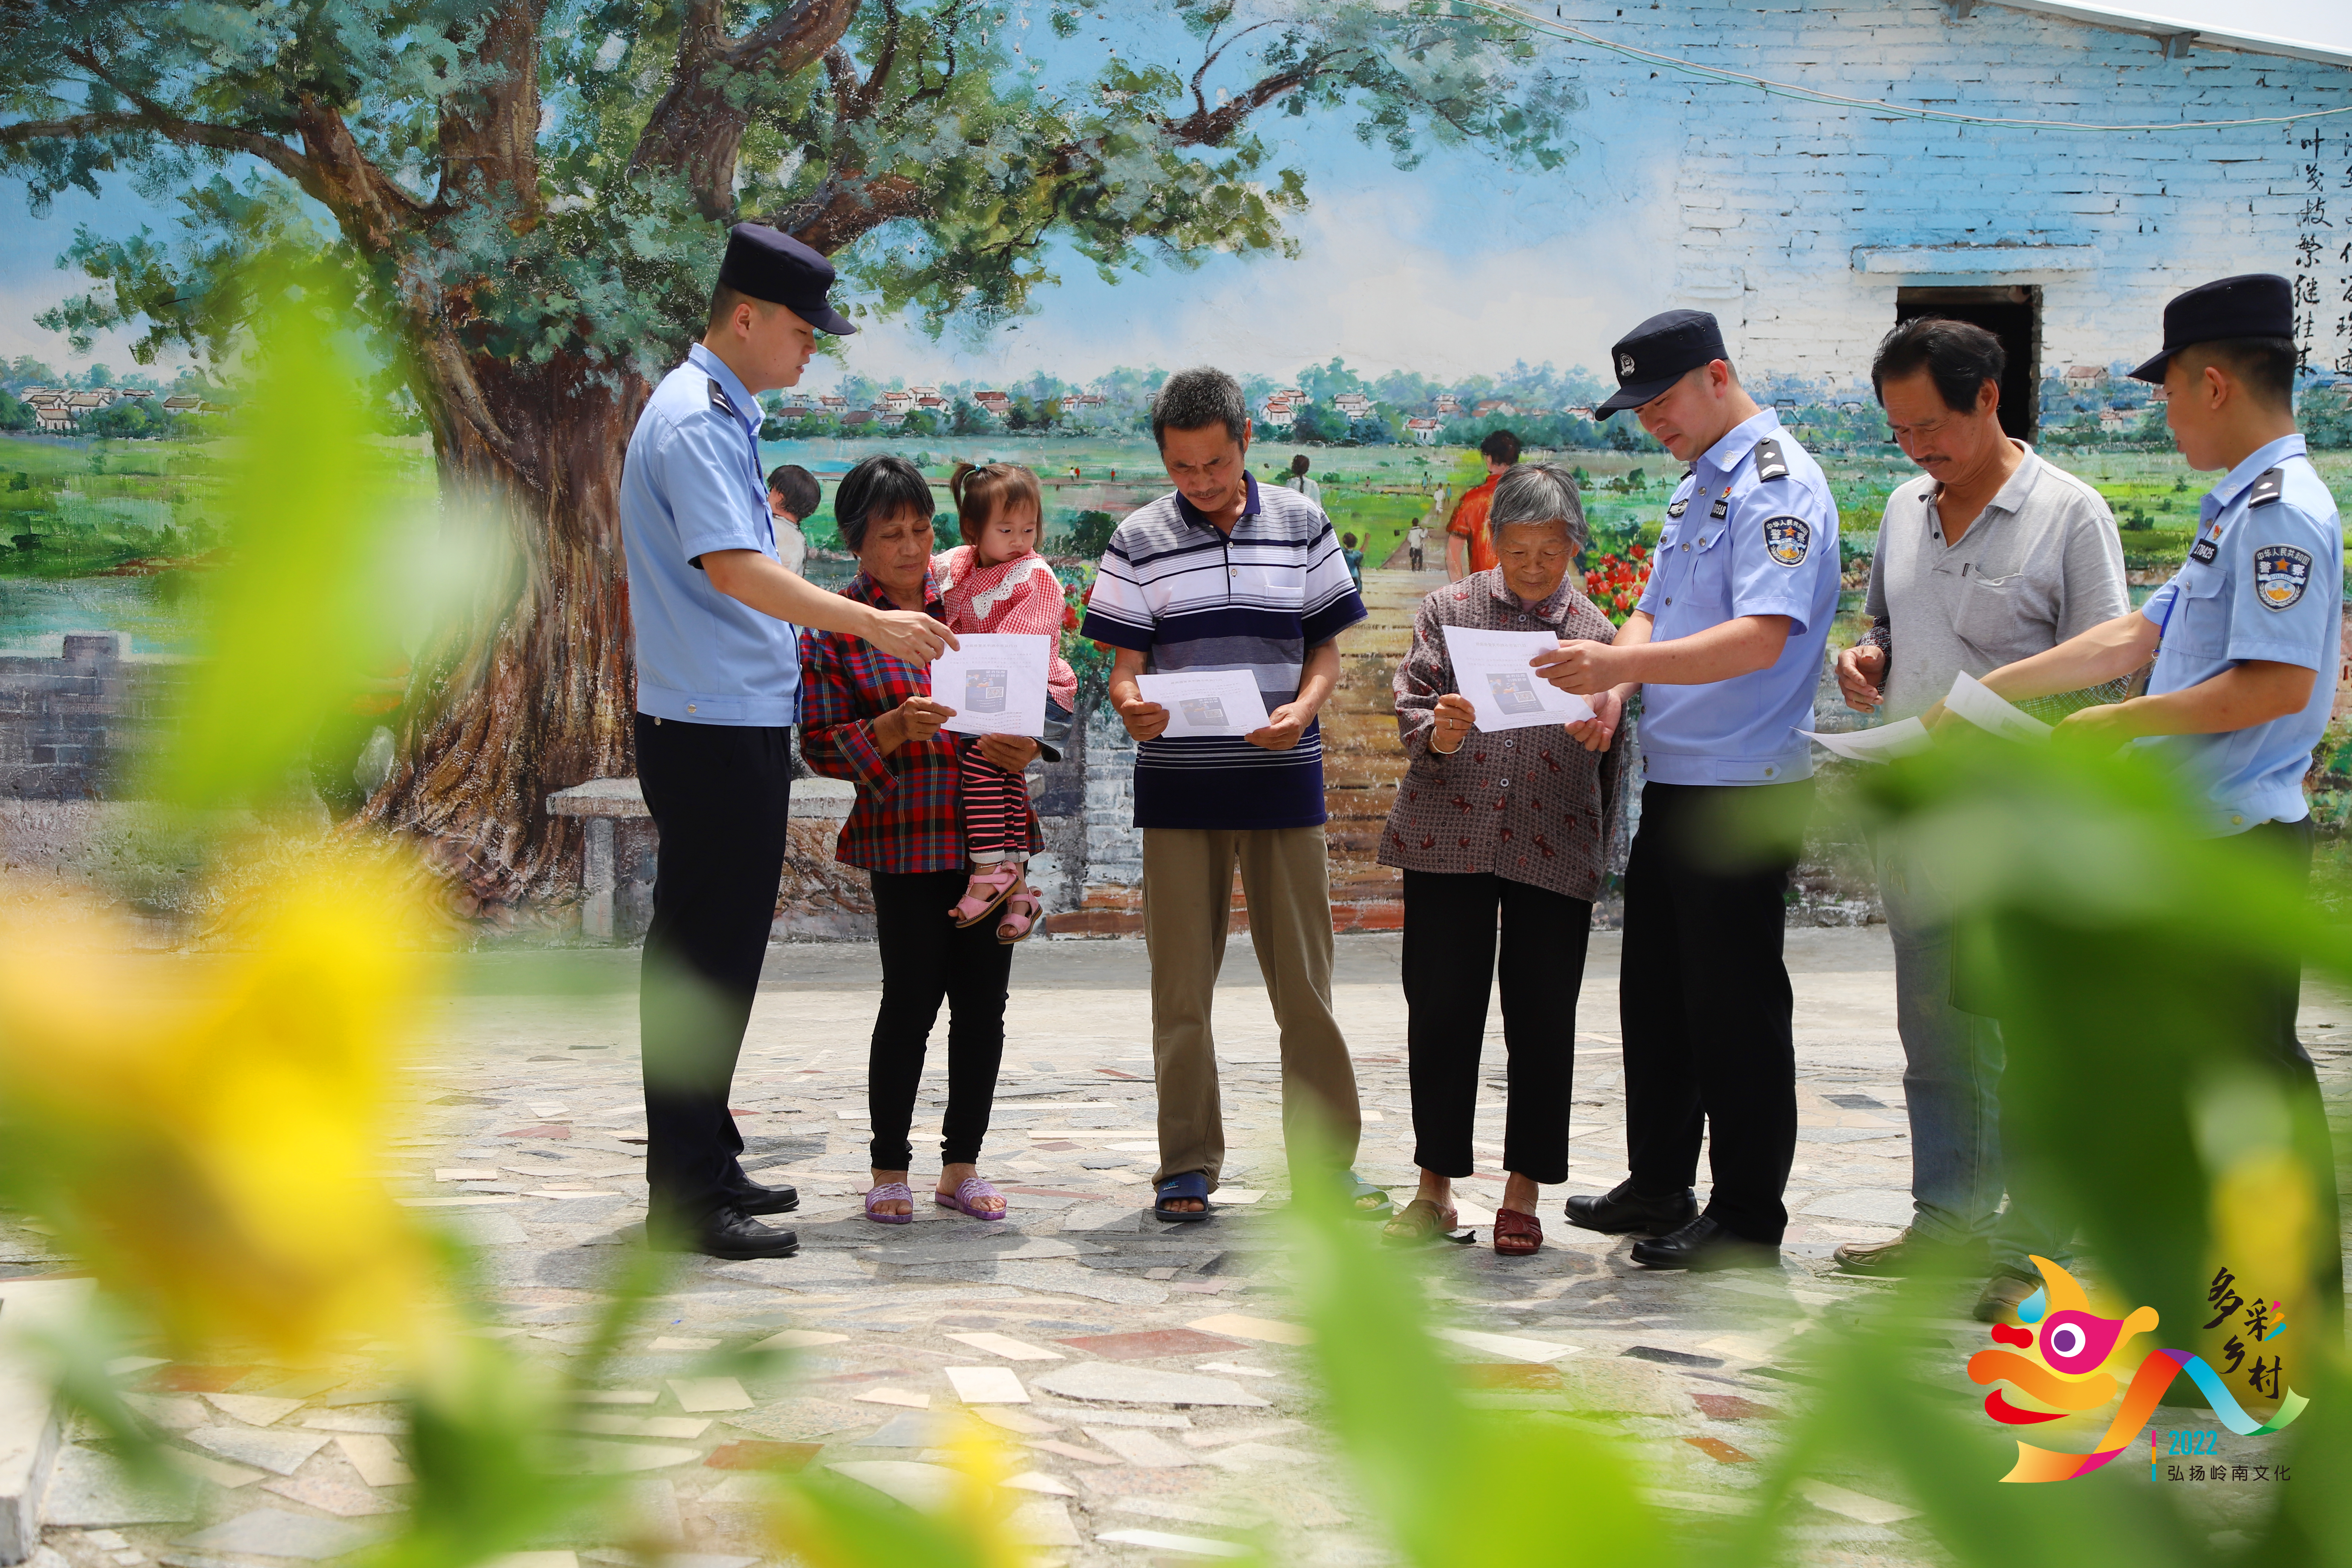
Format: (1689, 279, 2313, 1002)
(935, 1175, 1007, 1221)
(864, 1181, 914, 1225)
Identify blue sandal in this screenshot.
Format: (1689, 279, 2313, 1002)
(1153, 1172, 1213, 1223)
(1346, 1171, 1394, 1221)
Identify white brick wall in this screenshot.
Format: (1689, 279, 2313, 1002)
(1083, 716, 1143, 885)
(1553, 0, 2352, 383)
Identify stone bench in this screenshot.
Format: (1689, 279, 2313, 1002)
(546, 775, 855, 942)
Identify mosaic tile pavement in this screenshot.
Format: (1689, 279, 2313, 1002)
(17, 929, 2349, 1567)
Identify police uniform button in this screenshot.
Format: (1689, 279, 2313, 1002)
(688, 703, 698, 713)
(1665, 597, 1673, 606)
(2233, 815, 2244, 825)
(1682, 542, 1690, 551)
(1764, 766, 1775, 777)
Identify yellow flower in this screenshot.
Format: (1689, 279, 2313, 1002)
(0, 854, 440, 1358)
(772, 1414, 1030, 1568)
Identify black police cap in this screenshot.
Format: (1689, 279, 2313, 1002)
(717, 222, 857, 336)
(2127, 273, 2291, 383)
(1596, 309, 1728, 416)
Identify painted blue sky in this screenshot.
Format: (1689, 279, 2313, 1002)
(0, 5, 1668, 389)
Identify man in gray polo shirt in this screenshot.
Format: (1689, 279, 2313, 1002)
(1831, 317, 2128, 1280)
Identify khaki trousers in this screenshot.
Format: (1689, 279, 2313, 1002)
(1141, 826, 1361, 1190)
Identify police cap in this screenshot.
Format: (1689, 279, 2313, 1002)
(1595, 309, 1728, 416)
(717, 222, 857, 336)
(2127, 273, 2291, 383)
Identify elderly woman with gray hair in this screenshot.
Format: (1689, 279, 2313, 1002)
(1378, 463, 1622, 1256)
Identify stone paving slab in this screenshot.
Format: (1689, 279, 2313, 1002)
(20, 930, 2352, 1565)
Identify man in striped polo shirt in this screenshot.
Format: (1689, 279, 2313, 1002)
(1080, 367, 1375, 1220)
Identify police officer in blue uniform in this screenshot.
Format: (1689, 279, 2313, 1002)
(620, 224, 954, 1259)
(1536, 310, 1841, 1270)
(1961, 274, 2344, 1325)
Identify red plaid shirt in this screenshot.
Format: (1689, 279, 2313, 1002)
(798, 569, 1043, 875)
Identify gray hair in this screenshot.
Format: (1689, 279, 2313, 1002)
(1488, 463, 1588, 555)
(1151, 366, 1248, 447)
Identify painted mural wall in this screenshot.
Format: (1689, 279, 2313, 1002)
(813, 0, 2352, 406)
(3, 0, 2348, 938)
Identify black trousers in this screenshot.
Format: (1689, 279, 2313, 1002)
(1620, 779, 1811, 1245)
(636, 715, 793, 1227)
(1401, 870, 1590, 1182)
(867, 868, 1014, 1171)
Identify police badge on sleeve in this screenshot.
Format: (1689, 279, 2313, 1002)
(2252, 544, 2313, 611)
(1763, 515, 1811, 566)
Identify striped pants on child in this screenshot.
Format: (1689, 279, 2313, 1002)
(959, 742, 1030, 863)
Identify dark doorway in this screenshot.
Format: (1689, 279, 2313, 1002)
(1894, 285, 2041, 444)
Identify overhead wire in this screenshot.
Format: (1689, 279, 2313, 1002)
(1457, 0, 2352, 130)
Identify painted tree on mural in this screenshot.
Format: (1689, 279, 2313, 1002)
(0, 0, 1581, 900)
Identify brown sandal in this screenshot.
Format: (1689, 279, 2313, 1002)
(1381, 1197, 1458, 1246)
(1492, 1207, 1542, 1257)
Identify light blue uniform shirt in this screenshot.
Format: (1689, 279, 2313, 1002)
(1634, 410, 1841, 786)
(619, 343, 801, 726)
(2136, 433, 2341, 834)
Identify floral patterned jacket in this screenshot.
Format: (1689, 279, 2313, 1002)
(1378, 568, 1621, 902)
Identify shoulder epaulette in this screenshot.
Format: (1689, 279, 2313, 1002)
(707, 378, 738, 418)
(2246, 467, 2284, 508)
(1753, 438, 1789, 481)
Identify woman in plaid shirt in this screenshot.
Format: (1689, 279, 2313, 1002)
(800, 456, 1041, 1225)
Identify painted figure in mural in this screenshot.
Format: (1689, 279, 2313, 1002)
(1829, 317, 2129, 1288)
(1080, 368, 1377, 1222)
(1379, 465, 1622, 1257)
(935, 462, 1079, 943)
(1536, 309, 1841, 1271)
(1284, 454, 1323, 507)
(1409, 522, 1429, 573)
(1341, 533, 1366, 593)
(1446, 430, 1521, 581)
(799, 456, 1037, 1227)
(765, 464, 821, 577)
(1952, 274, 2346, 1331)
(620, 224, 955, 1261)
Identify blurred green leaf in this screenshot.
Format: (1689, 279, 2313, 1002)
(1286, 1142, 1666, 1567)
(776, 1470, 1011, 1568)
(1853, 731, 2346, 1344)
(25, 1297, 186, 1494)
(1782, 1280, 2205, 1568)
(144, 266, 415, 810)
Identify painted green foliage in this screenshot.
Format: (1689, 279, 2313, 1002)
(0, 1, 1588, 884)
(0, 0, 1584, 370)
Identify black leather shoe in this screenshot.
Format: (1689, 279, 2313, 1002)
(1563, 1180, 1698, 1237)
(1629, 1215, 1779, 1271)
(655, 1206, 800, 1260)
(723, 1178, 799, 1217)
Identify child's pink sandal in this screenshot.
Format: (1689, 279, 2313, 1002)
(996, 880, 1041, 945)
(949, 862, 1022, 927)
(935, 1175, 1006, 1221)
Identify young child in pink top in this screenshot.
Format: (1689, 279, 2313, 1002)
(936, 462, 1078, 942)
